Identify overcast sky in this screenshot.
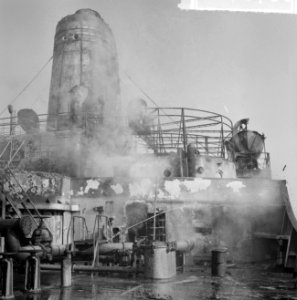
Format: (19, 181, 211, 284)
(1, 0, 297, 208)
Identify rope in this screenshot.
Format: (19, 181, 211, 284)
(122, 71, 176, 121)
(0, 56, 53, 117)
(111, 206, 182, 241)
(123, 71, 160, 108)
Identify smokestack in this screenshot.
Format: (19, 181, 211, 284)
(47, 9, 121, 131)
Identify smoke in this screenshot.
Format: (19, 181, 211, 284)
(123, 177, 285, 262)
(17, 95, 285, 264)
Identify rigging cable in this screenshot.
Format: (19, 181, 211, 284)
(123, 71, 159, 108)
(0, 56, 53, 117)
(123, 71, 175, 122)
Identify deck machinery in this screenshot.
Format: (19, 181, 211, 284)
(0, 8, 296, 297)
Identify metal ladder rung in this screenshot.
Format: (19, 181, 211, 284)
(2, 168, 51, 233)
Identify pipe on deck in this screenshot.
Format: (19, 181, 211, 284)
(176, 240, 195, 252)
(76, 242, 133, 255)
(0, 216, 34, 237)
(41, 263, 139, 273)
(99, 242, 133, 253)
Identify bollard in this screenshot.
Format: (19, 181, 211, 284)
(0, 257, 14, 299)
(61, 251, 72, 287)
(211, 248, 227, 277)
(25, 254, 41, 293)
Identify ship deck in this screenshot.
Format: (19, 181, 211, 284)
(13, 263, 297, 300)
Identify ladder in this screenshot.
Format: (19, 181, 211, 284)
(0, 137, 54, 241)
(1, 168, 45, 227)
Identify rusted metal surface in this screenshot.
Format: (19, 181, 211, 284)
(69, 177, 288, 263)
(143, 242, 176, 279)
(1, 171, 70, 202)
(47, 9, 121, 131)
(70, 177, 286, 205)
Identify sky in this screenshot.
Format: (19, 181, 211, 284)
(1, 0, 297, 207)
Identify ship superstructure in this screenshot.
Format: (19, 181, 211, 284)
(0, 8, 296, 299)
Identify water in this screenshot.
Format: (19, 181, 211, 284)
(12, 264, 297, 300)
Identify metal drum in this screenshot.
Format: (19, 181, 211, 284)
(144, 242, 176, 280)
(211, 248, 227, 277)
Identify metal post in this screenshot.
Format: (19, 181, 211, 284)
(8, 105, 13, 136)
(1, 193, 5, 220)
(61, 251, 72, 287)
(157, 108, 163, 153)
(0, 257, 14, 299)
(178, 149, 184, 177)
(96, 215, 101, 266)
(181, 108, 188, 176)
(220, 116, 225, 157)
(24, 254, 41, 293)
(205, 136, 209, 154)
(0, 238, 4, 254)
(153, 181, 158, 241)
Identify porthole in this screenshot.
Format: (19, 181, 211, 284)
(196, 166, 204, 174)
(163, 169, 172, 178)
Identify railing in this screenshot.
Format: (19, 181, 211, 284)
(0, 114, 48, 137)
(136, 107, 233, 158)
(0, 108, 233, 160)
(67, 215, 90, 251)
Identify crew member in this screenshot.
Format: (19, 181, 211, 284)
(103, 216, 115, 242)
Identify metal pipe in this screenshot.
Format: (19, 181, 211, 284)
(51, 244, 67, 257)
(0, 216, 34, 235)
(176, 240, 195, 252)
(11, 245, 42, 261)
(40, 263, 140, 273)
(72, 242, 133, 258)
(98, 242, 133, 253)
(0, 219, 19, 231)
(1, 216, 35, 259)
(81, 242, 133, 255)
(73, 265, 138, 273)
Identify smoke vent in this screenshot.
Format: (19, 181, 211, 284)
(47, 8, 121, 131)
(75, 9, 102, 18)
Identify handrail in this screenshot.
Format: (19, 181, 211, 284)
(134, 107, 233, 157)
(66, 215, 90, 252)
(4, 167, 52, 233)
(0, 108, 234, 158)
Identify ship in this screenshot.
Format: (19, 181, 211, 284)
(0, 8, 296, 300)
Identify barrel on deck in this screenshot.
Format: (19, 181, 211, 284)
(211, 248, 227, 277)
(144, 242, 176, 279)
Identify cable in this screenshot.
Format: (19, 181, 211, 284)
(111, 206, 183, 241)
(30, 85, 50, 108)
(123, 71, 160, 108)
(0, 56, 53, 117)
(122, 71, 176, 125)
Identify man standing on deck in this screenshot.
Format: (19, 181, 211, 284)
(103, 216, 115, 242)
